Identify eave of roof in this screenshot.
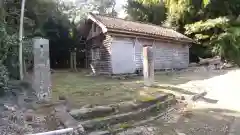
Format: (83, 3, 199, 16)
(88, 13, 194, 43)
(107, 28, 193, 43)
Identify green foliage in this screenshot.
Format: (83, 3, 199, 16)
(25, 0, 60, 36)
(212, 26, 240, 65)
(202, 0, 210, 7)
(184, 17, 230, 45)
(126, 0, 240, 65)
(0, 23, 16, 94)
(203, 0, 240, 18)
(185, 17, 230, 35)
(0, 23, 18, 64)
(185, 17, 240, 64)
(164, 0, 190, 30)
(0, 64, 9, 96)
(90, 0, 117, 17)
(3, 0, 35, 34)
(0, 0, 120, 82)
(163, 0, 205, 31)
(126, 0, 166, 25)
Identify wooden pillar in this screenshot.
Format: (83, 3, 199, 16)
(70, 48, 77, 72)
(70, 52, 73, 70)
(143, 46, 154, 86)
(73, 51, 77, 71)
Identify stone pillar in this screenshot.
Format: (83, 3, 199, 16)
(143, 46, 154, 86)
(33, 38, 51, 101)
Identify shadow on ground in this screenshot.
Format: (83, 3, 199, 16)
(150, 85, 219, 104)
(154, 68, 230, 85)
(144, 107, 240, 135)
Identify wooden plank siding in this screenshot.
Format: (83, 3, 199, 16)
(86, 20, 189, 74)
(110, 35, 189, 71)
(101, 34, 113, 74)
(87, 33, 113, 74)
(154, 42, 189, 70)
(134, 38, 154, 70)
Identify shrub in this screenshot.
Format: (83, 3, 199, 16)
(0, 64, 9, 96)
(212, 26, 240, 66)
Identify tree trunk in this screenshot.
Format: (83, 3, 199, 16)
(19, 0, 26, 80)
(70, 52, 73, 70)
(0, 0, 4, 21)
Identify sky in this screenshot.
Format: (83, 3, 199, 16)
(64, 0, 127, 18)
(115, 0, 127, 18)
(64, 0, 127, 10)
(115, 0, 127, 11)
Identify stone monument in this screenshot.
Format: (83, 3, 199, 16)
(33, 37, 51, 101)
(143, 46, 154, 86)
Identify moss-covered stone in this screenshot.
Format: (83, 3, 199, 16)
(138, 95, 156, 102)
(119, 123, 132, 129)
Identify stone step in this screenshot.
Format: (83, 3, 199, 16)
(87, 106, 177, 135)
(81, 96, 177, 133)
(70, 93, 171, 121)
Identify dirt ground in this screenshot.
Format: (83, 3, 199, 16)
(52, 70, 143, 107)
(51, 67, 239, 109)
(51, 69, 197, 107)
(114, 66, 240, 135)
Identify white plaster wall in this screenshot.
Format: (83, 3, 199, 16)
(111, 37, 136, 74)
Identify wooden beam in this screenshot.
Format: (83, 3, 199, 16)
(108, 29, 193, 43)
(88, 13, 108, 33)
(108, 32, 191, 45)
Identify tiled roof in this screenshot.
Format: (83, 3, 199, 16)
(91, 13, 193, 42)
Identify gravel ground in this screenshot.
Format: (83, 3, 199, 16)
(117, 67, 240, 135)
(175, 68, 240, 111)
(1, 67, 239, 135)
(0, 89, 57, 135)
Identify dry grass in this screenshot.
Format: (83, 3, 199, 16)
(52, 71, 140, 108)
(51, 70, 179, 108)
(51, 68, 228, 108)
